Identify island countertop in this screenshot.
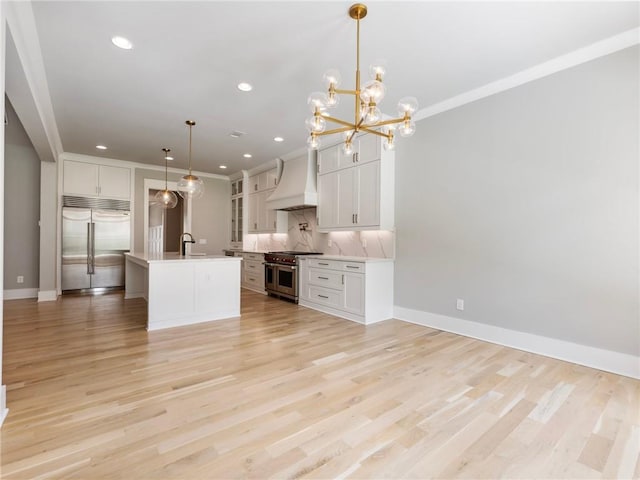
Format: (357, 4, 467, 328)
(125, 252, 242, 265)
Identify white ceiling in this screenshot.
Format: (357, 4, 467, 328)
(27, 1, 639, 175)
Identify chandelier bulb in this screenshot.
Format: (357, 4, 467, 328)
(360, 79, 386, 104)
(305, 115, 326, 133)
(369, 60, 387, 81)
(397, 96, 419, 115)
(307, 92, 328, 113)
(323, 69, 341, 89)
(399, 119, 416, 138)
(343, 141, 353, 155)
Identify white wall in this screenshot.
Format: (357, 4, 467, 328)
(3, 98, 40, 292)
(394, 46, 639, 357)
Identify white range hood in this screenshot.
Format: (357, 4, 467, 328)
(266, 151, 317, 211)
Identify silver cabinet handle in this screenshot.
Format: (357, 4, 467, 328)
(318, 262, 329, 266)
(355, 152, 359, 163)
(318, 294, 329, 299)
(342, 274, 344, 285)
(346, 265, 360, 269)
(318, 276, 329, 280)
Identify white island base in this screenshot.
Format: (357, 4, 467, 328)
(125, 252, 242, 331)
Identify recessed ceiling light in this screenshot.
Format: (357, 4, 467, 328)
(219, 165, 227, 169)
(237, 82, 253, 92)
(96, 145, 107, 150)
(274, 137, 284, 142)
(111, 36, 133, 50)
(243, 153, 252, 158)
(165, 156, 174, 161)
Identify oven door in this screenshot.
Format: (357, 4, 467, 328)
(275, 264, 297, 298)
(265, 262, 277, 292)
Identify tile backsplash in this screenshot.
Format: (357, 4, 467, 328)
(245, 208, 394, 258)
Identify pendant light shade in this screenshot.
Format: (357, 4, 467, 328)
(154, 148, 178, 209)
(177, 120, 205, 199)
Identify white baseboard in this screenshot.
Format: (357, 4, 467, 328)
(3, 288, 38, 300)
(0, 385, 7, 428)
(37, 290, 58, 302)
(394, 306, 640, 380)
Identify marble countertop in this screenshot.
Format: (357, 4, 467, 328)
(126, 252, 242, 264)
(301, 254, 394, 263)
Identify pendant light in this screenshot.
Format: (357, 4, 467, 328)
(177, 120, 205, 199)
(154, 148, 178, 209)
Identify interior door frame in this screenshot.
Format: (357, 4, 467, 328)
(143, 179, 190, 255)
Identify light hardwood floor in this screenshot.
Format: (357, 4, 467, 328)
(1, 290, 638, 479)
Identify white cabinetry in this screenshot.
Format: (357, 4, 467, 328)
(248, 167, 287, 234)
(317, 135, 393, 232)
(242, 252, 265, 294)
(230, 178, 244, 248)
(299, 256, 394, 324)
(63, 160, 131, 199)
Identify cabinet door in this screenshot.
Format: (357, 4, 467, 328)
(336, 168, 356, 227)
(318, 171, 339, 229)
(99, 165, 130, 199)
(355, 161, 380, 227)
(64, 160, 99, 196)
(231, 198, 237, 242)
(257, 191, 269, 231)
(248, 193, 259, 232)
(318, 143, 354, 174)
(249, 175, 259, 193)
(264, 169, 278, 190)
(355, 134, 380, 165)
(237, 196, 243, 242)
(343, 272, 365, 314)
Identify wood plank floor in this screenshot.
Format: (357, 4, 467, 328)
(1, 290, 638, 479)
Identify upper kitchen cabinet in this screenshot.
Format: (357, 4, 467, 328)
(247, 166, 287, 234)
(317, 134, 380, 175)
(63, 160, 131, 200)
(317, 135, 394, 232)
(248, 168, 279, 193)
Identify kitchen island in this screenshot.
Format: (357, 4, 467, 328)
(125, 252, 242, 331)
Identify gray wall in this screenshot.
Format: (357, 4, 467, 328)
(133, 168, 230, 254)
(3, 97, 40, 290)
(394, 46, 639, 356)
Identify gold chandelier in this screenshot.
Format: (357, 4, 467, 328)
(306, 3, 418, 152)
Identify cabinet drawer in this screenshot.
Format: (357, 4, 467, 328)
(341, 262, 365, 273)
(308, 268, 343, 289)
(308, 258, 341, 270)
(244, 259, 263, 272)
(243, 271, 264, 290)
(243, 253, 264, 262)
(307, 285, 343, 309)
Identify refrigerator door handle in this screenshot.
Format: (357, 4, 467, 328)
(87, 222, 95, 275)
(91, 222, 96, 274)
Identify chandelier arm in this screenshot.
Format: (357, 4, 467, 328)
(368, 117, 406, 128)
(317, 126, 355, 136)
(359, 127, 391, 139)
(333, 88, 358, 95)
(323, 115, 359, 129)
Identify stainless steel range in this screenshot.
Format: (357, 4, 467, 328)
(264, 251, 322, 302)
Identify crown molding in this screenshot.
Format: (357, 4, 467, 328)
(414, 27, 640, 122)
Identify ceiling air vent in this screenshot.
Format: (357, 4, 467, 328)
(229, 130, 246, 138)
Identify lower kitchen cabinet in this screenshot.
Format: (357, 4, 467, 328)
(242, 252, 266, 294)
(298, 256, 393, 324)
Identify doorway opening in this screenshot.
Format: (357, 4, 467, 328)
(148, 189, 184, 253)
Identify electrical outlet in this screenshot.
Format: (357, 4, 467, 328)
(328, 239, 332, 247)
(456, 298, 464, 311)
(199, 238, 207, 244)
(17, 276, 24, 284)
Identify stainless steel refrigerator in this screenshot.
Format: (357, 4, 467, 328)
(62, 201, 131, 292)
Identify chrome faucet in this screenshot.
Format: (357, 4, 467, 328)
(180, 232, 195, 256)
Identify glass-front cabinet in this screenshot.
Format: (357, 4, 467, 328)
(230, 177, 244, 248)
